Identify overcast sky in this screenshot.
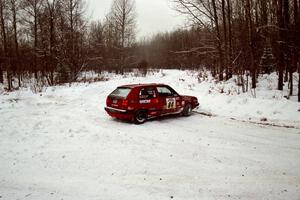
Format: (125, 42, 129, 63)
(87, 0, 186, 39)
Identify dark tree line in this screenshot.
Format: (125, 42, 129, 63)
(0, 0, 89, 90)
(152, 0, 299, 97)
(0, 0, 299, 101)
(136, 0, 300, 100)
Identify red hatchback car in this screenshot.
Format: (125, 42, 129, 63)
(105, 84, 199, 124)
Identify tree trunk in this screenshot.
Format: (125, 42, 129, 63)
(260, 0, 268, 26)
(0, 66, 3, 83)
(295, 0, 300, 101)
(11, 0, 21, 87)
(212, 0, 224, 81)
(70, 0, 75, 80)
(0, 0, 12, 90)
(245, 0, 256, 89)
(221, 0, 228, 80)
(34, 5, 38, 80)
(284, 67, 288, 82)
(226, 0, 233, 79)
(47, 0, 56, 85)
(283, 0, 291, 90)
(298, 62, 300, 102)
(277, 0, 284, 90)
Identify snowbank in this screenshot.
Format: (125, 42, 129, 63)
(1, 70, 299, 126)
(132, 70, 300, 126)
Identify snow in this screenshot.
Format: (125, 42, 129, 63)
(0, 70, 300, 200)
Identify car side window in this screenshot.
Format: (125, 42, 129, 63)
(156, 86, 174, 97)
(139, 87, 157, 99)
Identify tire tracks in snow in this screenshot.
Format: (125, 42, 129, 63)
(192, 110, 300, 130)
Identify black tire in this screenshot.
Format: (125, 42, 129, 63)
(182, 103, 192, 116)
(134, 110, 147, 124)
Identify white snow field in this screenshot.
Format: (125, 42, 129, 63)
(0, 70, 300, 200)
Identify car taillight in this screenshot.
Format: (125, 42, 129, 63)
(122, 100, 128, 107)
(152, 98, 159, 104)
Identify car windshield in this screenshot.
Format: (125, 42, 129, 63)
(109, 87, 131, 98)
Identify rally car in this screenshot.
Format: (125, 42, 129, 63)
(105, 84, 199, 124)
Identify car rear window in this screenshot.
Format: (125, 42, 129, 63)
(109, 87, 132, 98)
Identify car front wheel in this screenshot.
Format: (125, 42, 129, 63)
(182, 103, 192, 116)
(134, 110, 147, 124)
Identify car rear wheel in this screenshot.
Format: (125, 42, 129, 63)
(182, 103, 192, 116)
(134, 110, 147, 124)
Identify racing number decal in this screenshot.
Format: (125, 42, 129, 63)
(166, 98, 176, 109)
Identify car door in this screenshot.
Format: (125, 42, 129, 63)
(156, 86, 180, 114)
(138, 87, 160, 116)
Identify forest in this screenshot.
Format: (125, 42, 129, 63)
(0, 0, 299, 101)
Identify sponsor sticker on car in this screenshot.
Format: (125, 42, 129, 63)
(140, 99, 151, 104)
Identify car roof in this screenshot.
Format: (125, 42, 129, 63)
(118, 83, 168, 89)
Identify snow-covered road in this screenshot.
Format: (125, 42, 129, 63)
(1, 70, 300, 200)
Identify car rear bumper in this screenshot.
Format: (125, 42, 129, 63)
(105, 107, 133, 120)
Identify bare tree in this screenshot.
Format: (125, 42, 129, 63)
(277, 0, 285, 90)
(226, 0, 233, 79)
(88, 20, 105, 72)
(111, 0, 136, 48)
(9, 0, 21, 87)
(172, 0, 230, 80)
(245, 0, 256, 89)
(22, 0, 43, 79)
(0, 0, 11, 89)
(221, 0, 228, 79)
(0, 0, 6, 84)
(295, 0, 300, 102)
(108, 0, 137, 72)
(211, 0, 224, 80)
(44, 0, 60, 85)
(59, 0, 87, 82)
